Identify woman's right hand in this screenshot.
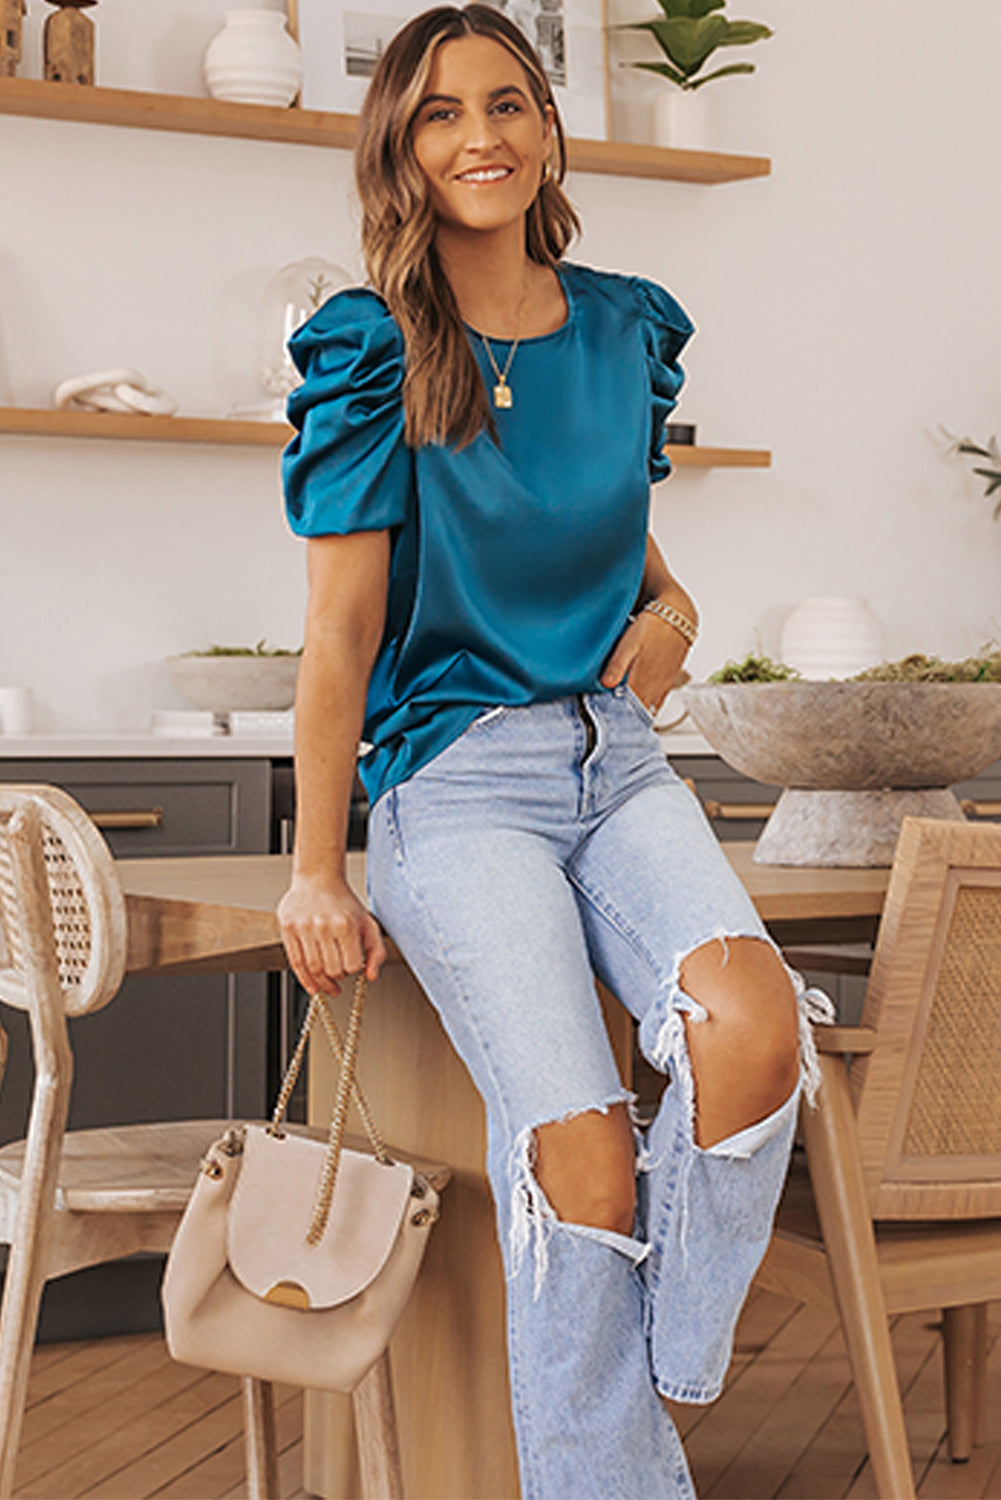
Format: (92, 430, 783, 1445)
(278, 876, 387, 996)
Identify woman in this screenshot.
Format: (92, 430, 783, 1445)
(279, 8, 828, 1495)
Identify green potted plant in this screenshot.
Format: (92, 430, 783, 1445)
(621, 0, 773, 148)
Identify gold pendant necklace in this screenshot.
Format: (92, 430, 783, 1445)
(478, 279, 530, 410)
(480, 332, 519, 409)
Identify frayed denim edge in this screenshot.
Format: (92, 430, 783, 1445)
(644, 929, 836, 1118)
(509, 1088, 637, 1301)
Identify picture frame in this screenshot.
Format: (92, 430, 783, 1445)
(290, 0, 608, 141)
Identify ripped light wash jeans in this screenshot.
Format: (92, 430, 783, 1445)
(367, 688, 831, 1500)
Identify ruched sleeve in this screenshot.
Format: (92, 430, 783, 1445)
(282, 288, 411, 536)
(631, 276, 695, 484)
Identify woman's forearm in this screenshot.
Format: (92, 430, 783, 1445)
(291, 630, 372, 885)
(290, 530, 391, 888)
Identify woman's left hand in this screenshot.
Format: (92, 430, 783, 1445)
(600, 610, 690, 717)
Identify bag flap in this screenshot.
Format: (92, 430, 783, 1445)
(227, 1126, 414, 1310)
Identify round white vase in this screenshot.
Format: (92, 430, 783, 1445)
(653, 86, 717, 150)
(779, 596, 886, 680)
(204, 10, 302, 108)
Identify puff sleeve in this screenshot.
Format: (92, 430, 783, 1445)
(282, 288, 411, 536)
(631, 276, 695, 485)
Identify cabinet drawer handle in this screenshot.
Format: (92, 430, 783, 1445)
(960, 799, 1001, 819)
(89, 808, 165, 830)
(703, 800, 775, 821)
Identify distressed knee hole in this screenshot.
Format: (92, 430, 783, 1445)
(645, 930, 836, 1151)
(508, 1089, 636, 1296)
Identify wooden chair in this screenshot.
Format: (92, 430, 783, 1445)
(758, 816, 1001, 1499)
(0, 784, 434, 1500)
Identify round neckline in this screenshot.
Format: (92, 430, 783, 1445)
(465, 264, 574, 348)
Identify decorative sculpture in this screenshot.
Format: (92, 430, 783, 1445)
(44, 0, 98, 86)
(1, 0, 26, 78)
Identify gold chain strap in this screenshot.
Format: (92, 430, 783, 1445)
(312, 995, 389, 1165)
(307, 975, 365, 1245)
(267, 974, 392, 1246)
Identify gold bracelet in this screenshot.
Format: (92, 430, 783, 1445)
(642, 599, 698, 646)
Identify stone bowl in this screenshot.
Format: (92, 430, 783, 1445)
(166, 653, 299, 713)
(682, 681, 1001, 866)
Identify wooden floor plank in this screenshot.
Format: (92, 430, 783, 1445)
(15, 1351, 214, 1491)
(17, 1371, 237, 1499)
(681, 1301, 842, 1495)
(22, 1333, 144, 1407)
(20, 1334, 175, 1449)
(154, 1388, 302, 1500)
(77, 1384, 247, 1500)
(709, 1322, 855, 1499)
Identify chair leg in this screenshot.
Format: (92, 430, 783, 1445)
(353, 1351, 404, 1500)
(242, 1377, 279, 1500)
(0, 1238, 51, 1499)
(0, 1082, 72, 1499)
(802, 1056, 915, 1500)
(943, 1304, 988, 1462)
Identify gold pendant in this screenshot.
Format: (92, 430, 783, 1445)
(493, 381, 513, 410)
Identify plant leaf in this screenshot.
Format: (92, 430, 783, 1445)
(628, 58, 691, 87)
(647, 0, 726, 16)
(638, 14, 732, 74)
(958, 441, 994, 459)
(716, 19, 773, 46)
(689, 61, 756, 86)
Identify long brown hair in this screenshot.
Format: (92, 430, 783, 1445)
(355, 4, 580, 449)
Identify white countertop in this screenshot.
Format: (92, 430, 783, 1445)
(0, 733, 296, 759)
(0, 727, 712, 760)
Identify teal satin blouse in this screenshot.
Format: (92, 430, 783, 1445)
(282, 261, 693, 805)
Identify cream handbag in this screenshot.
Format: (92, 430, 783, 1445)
(162, 977, 441, 1392)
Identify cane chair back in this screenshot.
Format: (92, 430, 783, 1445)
(850, 817, 1001, 1220)
(0, 784, 126, 1021)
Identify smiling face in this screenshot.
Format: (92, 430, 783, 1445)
(410, 34, 554, 239)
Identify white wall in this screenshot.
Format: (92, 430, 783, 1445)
(2, 0, 1000, 730)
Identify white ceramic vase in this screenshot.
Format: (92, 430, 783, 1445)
(204, 10, 302, 108)
(653, 86, 718, 150)
(779, 596, 886, 680)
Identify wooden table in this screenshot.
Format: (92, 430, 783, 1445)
(118, 846, 890, 976)
(117, 848, 891, 1500)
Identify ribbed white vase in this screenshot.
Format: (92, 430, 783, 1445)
(780, 597, 886, 680)
(204, 10, 302, 108)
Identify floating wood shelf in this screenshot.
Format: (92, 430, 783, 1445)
(0, 406, 771, 466)
(0, 76, 771, 184)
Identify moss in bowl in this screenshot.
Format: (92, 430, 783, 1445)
(166, 642, 301, 713)
(684, 651, 1001, 865)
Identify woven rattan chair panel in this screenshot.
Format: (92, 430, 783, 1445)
(40, 824, 92, 994)
(0, 807, 95, 1005)
(903, 883, 1001, 1159)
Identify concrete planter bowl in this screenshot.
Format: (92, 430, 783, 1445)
(682, 680, 1001, 866)
(166, 654, 299, 714)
